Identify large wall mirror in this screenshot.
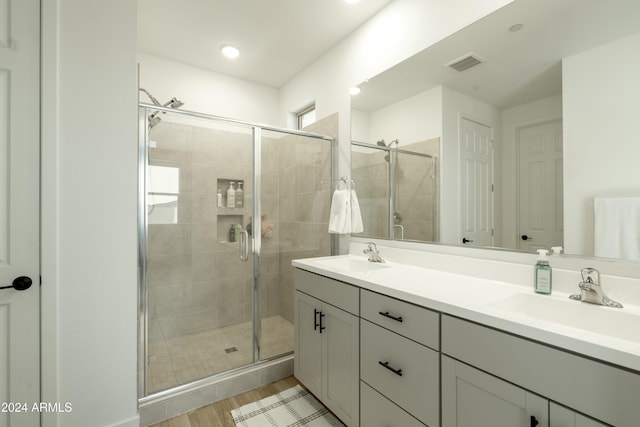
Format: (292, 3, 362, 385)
(350, 0, 640, 262)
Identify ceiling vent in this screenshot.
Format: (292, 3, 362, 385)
(445, 52, 485, 72)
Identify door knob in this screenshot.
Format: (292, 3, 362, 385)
(462, 237, 474, 244)
(0, 276, 33, 291)
(521, 235, 533, 241)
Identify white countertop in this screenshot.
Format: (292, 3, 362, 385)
(292, 253, 640, 373)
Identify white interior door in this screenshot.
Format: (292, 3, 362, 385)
(517, 120, 563, 252)
(460, 118, 493, 247)
(0, 0, 40, 425)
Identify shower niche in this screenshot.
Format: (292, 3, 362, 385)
(217, 178, 246, 244)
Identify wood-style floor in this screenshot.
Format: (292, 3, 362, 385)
(149, 376, 301, 427)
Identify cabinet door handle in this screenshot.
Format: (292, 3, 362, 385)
(319, 312, 326, 333)
(313, 309, 320, 331)
(378, 311, 403, 323)
(530, 416, 539, 427)
(378, 361, 403, 376)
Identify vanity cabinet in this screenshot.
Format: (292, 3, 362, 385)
(360, 289, 440, 427)
(294, 269, 359, 427)
(442, 315, 640, 427)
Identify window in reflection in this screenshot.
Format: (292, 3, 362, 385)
(148, 164, 180, 224)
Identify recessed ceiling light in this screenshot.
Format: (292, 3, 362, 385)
(221, 45, 240, 59)
(349, 86, 361, 95)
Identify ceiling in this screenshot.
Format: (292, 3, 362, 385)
(137, 0, 393, 88)
(351, 0, 640, 112)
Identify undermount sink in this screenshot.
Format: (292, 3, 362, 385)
(315, 257, 391, 274)
(488, 293, 640, 344)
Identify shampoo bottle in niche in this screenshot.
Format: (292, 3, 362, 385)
(228, 224, 236, 242)
(216, 189, 223, 208)
(227, 181, 236, 208)
(534, 249, 552, 294)
(235, 182, 244, 209)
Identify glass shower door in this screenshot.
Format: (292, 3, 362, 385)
(143, 110, 256, 395)
(257, 128, 333, 361)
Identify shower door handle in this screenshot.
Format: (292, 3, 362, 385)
(239, 230, 250, 262)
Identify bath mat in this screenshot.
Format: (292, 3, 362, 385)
(231, 385, 344, 426)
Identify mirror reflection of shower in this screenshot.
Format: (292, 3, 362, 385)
(139, 88, 185, 128)
(351, 139, 439, 242)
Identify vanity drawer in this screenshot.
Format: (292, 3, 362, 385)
(294, 268, 359, 315)
(360, 381, 426, 427)
(361, 289, 439, 349)
(361, 319, 439, 427)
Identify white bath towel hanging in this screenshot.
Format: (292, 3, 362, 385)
(328, 188, 351, 234)
(594, 196, 640, 261)
(350, 189, 364, 233)
(328, 178, 363, 234)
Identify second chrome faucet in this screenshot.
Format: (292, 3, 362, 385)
(363, 242, 385, 263)
(569, 268, 623, 308)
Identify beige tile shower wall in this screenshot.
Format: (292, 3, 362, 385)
(396, 138, 440, 242)
(146, 121, 255, 342)
(276, 114, 336, 323)
(351, 138, 440, 242)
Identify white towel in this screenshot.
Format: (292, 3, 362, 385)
(594, 196, 640, 261)
(350, 189, 364, 233)
(328, 189, 351, 234)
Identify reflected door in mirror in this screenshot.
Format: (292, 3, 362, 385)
(460, 118, 493, 247)
(517, 120, 563, 252)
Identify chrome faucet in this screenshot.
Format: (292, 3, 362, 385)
(363, 242, 385, 263)
(569, 268, 623, 308)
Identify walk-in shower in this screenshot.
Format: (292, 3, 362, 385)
(137, 103, 335, 423)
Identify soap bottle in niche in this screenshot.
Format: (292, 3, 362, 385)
(216, 189, 223, 208)
(228, 224, 236, 242)
(534, 249, 552, 294)
(227, 181, 236, 208)
(235, 182, 244, 209)
(234, 223, 243, 242)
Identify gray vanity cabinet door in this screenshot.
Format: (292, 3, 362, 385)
(442, 355, 549, 427)
(321, 302, 359, 427)
(294, 291, 323, 397)
(550, 403, 608, 427)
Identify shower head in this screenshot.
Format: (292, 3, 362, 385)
(142, 92, 185, 129)
(164, 97, 184, 109)
(376, 138, 399, 148)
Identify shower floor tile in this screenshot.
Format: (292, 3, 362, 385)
(146, 315, 293, 395)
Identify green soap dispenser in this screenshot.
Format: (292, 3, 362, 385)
(534, 249, 552, 294)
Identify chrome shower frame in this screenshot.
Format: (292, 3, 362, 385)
(137, 103, 335, 403)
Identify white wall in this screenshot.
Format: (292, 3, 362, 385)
(137, 53, 279, 124)
(500, 94, 562, 248)
(441, 86, 501, 244)
(563, 32, 640, 256)
(367, 87, 442, 145)
(41, 1, 139, 426)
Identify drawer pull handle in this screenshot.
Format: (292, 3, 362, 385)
(378, 311, 403, 323)
(314, 309, 320, 331)
(378, 361, 403, 376)
(530, 416, 539, 427)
